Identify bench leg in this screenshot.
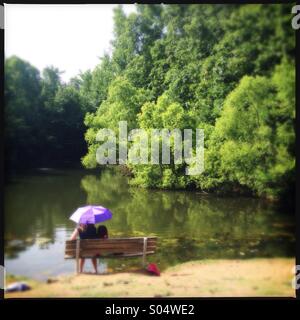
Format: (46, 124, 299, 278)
(76, 239, 80, 274)
(142, 237, 147, 268)
(142, 256, 146, 268)
(76, 257, 79, 274)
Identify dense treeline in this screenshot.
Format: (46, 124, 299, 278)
(82, 4, 295, 199)
(5, 57, 93, 170)
(5, 4, 295, 200)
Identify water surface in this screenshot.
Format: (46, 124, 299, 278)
(5, 168, 295, 280)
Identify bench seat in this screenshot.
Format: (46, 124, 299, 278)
(65, 237, 158, 273)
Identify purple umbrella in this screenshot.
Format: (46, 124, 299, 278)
(69, 205, 112, 224)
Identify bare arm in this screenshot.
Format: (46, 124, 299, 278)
(70, 228, 79, 240)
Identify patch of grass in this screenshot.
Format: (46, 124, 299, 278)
(6, 273, 32, 284)
(5, 258, 295, 298)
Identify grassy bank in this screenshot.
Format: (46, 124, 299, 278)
(5, 258, 295, 298)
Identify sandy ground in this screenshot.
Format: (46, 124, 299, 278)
(5, 258, 295, 298)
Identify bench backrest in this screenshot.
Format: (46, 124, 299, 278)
(65, 237, 157, 259)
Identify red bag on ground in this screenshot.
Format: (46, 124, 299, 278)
(147, 263, 160, 276)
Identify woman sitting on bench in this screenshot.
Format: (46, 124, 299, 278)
(70, 223, 98, 274)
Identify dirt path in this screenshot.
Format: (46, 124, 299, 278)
(5, 258, 295, 298)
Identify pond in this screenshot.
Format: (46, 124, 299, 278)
(4, 168, 295, 280)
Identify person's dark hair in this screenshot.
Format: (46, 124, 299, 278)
(97, 225, 108, 239)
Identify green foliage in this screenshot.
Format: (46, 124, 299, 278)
(5, 4, 295, 199)
(82, 76, 150, 168)
(82, 4, 294, 199)
(5, 57, 88, 169)
(196, 58, 295, 198)
(138, 93, 187, 130)
(5, 56, 43, 169)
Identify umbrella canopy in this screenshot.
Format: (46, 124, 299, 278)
(69, 205, 112, 224)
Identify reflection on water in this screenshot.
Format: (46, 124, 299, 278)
(5, 168, 295, 280)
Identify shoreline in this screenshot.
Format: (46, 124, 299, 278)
(6, 166, 290, 203)
(5, 258, 295, 298)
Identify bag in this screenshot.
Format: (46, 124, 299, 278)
(147, 263, 160, 276)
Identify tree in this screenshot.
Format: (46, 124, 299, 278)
(81, 4, 294, 199)
(195, 58, 295, 199)
(5, 56, 43, 170)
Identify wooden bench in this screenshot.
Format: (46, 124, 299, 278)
(65, 237, 158, 273)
